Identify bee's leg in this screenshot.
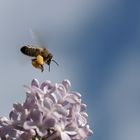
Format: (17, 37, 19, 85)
(31, 57, 44, 72)
(41, 65, 44, 72)
(31, 59, 38, 68)
(32, 58, 37, 61)
(49, 65, 50, 72)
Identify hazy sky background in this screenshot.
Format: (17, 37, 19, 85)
(0, 0, 140, 140)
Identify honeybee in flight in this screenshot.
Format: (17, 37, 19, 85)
(20, 45, 58, 72)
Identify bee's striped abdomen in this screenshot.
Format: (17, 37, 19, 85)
(20, 45, 42, 57)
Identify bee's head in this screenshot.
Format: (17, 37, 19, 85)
(46, 53, 59, 71)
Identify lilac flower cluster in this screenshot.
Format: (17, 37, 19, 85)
(0, 79, 93, 140)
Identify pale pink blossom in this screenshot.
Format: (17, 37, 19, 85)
(0, 79, 93, 140)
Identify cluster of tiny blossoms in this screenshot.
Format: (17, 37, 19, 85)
(0, 79, 93, 140)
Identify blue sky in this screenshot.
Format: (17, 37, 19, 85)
(0, 0, 140, 140)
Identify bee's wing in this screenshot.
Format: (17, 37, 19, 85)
(29, 29, 48, 49)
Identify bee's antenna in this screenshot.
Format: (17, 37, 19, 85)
(52, 60, 59, 66)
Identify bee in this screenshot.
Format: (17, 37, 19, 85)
(20, 45, 58, 72)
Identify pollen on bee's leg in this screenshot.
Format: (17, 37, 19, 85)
(31, 60, 37, 68)
(36, 55, 44, 65)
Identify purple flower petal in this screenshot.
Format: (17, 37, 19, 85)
(0, 79, 93, 139)
(43, 118, 55, 128)
(43, 98, 54, 110)
(56, 84, 66, 97)
(64, 94, 80, 104)
(54, 104, 68, 116)
(9, 110, 18, 120)
(78, 115, 87, 127)
(13, 103, 24, 112)
(23, 121, 37, 130)
(30, 110, 43, 123)
(61, 132, 71, 140)
(36, 127, 48, 137)
(80, 103, 87, 111)
(81, 112, 88, 118)
(40, 80, 52, 91)
(62, 80, 71, 91)
(31, 79, 40, 87)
